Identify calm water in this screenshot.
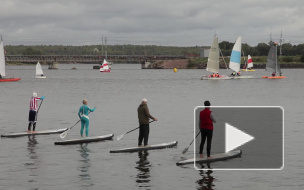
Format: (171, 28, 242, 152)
(0, 64, 303, 190)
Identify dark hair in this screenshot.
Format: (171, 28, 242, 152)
(204, 101, 211, 106)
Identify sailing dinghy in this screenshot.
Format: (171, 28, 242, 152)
(201, 36, 231, 80)
(35, 62, 46, 78)
(229, 36, 253, 79)
(0, 36, 20, 82)
(262, 43, 286, 79)
(241, 55, 255, 71)
(100, 59, 111, 72)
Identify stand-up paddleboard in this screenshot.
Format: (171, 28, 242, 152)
(1, 128, 68, 138)
(110, 141, 178, 153)
(176, 150, 242, 166)
(54, 134, 114, 145)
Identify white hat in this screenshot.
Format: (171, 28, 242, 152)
(142, 98, 147, 102)
(33, 92, 37, 97)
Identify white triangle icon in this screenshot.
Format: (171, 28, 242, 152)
(225, 123, 254, 153)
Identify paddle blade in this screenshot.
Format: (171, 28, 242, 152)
(60, 129, 69, 139)
(182, 147, 189, 155)
(117, 134, 124, 141)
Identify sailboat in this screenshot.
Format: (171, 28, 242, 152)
(35, 62, 46, 78)
(100, 59, 111, 72)
(241, 55, 255, 71)
(262, 42, 286, 79)
(229, 36, 253, 79)
(201, 36, 231, 80)
(0, 36, 20, 82)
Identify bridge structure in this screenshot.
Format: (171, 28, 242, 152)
(5, 55, 187, 64)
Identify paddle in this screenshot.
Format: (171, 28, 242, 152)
(60, 120, 81, 139)
(35, 99, 44, 123)
(117, 120, 154, 141)
(182, 131, 201, 154)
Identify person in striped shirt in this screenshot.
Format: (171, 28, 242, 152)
(28, 92, 45, 133)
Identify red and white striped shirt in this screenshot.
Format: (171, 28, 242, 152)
(29, 97, 41, 111)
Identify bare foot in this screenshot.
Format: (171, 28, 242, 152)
(27, 130, 31, 133)
(32, 131, 37, 133)
(200, 154, 204, 158)
(207, 156, 213, 159)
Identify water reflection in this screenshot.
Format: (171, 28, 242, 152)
(196, 164, 215, 190)
(135, 151, 151, 188)
(25, 135, 39, 186)
(78, 143, 94, 188)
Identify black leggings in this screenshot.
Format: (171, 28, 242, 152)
(138, 124, 149, 146)
(199, 129, 213, 157)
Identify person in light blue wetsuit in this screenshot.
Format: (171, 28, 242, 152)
(78, 99, 96, 137)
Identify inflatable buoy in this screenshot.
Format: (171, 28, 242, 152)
(173, 68, 177, 72)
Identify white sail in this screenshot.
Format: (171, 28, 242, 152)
(206, 37, 219, 73)
(229, 36, 242, 72)
(247, 55, 253, 68)
(36, 62, 44, 76)
(100, 59, 111, 72)
(0, 38, 5, 77)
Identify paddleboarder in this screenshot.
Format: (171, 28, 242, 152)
(199, 100, 216, 159)
(137, 98, 157, 147)
(28, 92, 45, 133)
(78, 99, 96, 137)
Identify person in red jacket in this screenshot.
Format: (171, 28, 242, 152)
(199, 101, 216, 158)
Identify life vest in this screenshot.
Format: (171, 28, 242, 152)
(200, 108, 213, 130)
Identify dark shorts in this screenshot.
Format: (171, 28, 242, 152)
(29, 110, 37, 122)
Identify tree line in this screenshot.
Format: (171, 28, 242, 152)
(4, 42, 304, 58)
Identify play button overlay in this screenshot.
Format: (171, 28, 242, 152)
(225, 123, 254, 153)
(194, 106, 284, 170)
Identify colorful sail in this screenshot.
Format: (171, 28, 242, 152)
(206, 37, 219, 73)
(247, 55, 253, 69)
(100, 59, 111, 72)
(229, 36, 242, 72)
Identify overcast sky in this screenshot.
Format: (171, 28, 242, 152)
(0, 0, 303, 46)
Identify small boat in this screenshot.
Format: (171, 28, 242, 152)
(100, 59, 111, 72)
(201, 36, 231, 80)
(241, 55, 255, 71)
(35, 62, 46, 78)
(262, 42, 286, 79)
(54, 134, 114, 145)
(229, 37, 253, 79)
(1, 128, 68, 138)
(110, 141, 178, 153)
(176, 150, 242, 166)
(0, 36, 21, 82)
